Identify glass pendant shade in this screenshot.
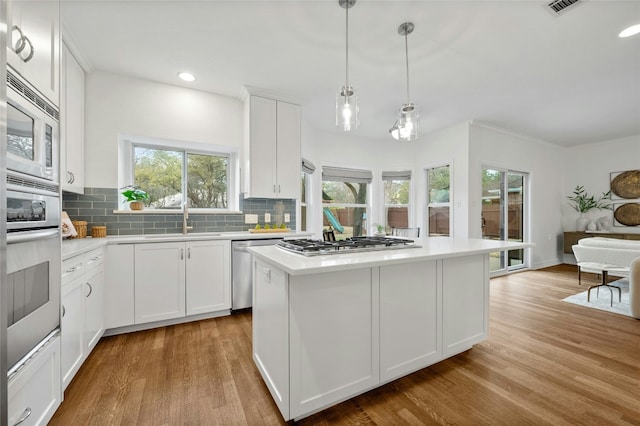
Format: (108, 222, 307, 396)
(336, 86, 358, 131)
(397, 103, 419, 141)
(391, 22, 419, 141)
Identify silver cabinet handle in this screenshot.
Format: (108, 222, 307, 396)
(86, 283, 93, 298)
(188, 247, 191, 259)
(66, 266, 78, 273)
(273, 184, 276, 193)
(278, 184, 281, 193)
(181, 248, 184, 260)
(62, 305, 66, 318)
(13, 407, 31, 426)
(21, 36, 34, 63)
(12, 25, 25, 54)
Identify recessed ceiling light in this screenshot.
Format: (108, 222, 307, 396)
(178, 72, 196, 82)
(619, 24, 640, 38)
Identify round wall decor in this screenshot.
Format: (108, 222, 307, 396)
(614, 203, 640, 226)
(611, 170, 640, 199)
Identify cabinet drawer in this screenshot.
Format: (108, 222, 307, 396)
(62, 256, 84, 285)
(84, 247, 105, 272)
(8, 334, 61, 426)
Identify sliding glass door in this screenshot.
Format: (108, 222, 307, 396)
(481, 167, 528, 273)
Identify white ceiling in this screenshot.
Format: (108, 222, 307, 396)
(61, 0, 640, 147)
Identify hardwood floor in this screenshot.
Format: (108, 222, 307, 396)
(50, 265, 640, 425)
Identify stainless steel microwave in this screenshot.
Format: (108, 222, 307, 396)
(6, 70, 59, 184)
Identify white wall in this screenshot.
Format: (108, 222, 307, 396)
(468, 123, 566, 269)
(562, 133, 640, 234)
(411, 122, 471, 239)
(84, 71, 243, 188)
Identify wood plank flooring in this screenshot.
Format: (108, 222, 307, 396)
(50, 265, 640, 425)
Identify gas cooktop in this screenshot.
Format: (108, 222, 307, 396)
(276, 236, 419, 256)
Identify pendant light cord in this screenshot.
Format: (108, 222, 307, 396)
(404, 30, 410, 105)
(345, 4, 349, 88)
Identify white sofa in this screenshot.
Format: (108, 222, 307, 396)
(572, 237, 640, 318)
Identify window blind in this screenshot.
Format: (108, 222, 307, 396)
(382, 170, 412, 181)
(322, 166, 373, 183)
(302, 158, 316, 174)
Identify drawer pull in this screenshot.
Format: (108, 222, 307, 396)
(14, 407, 31, 426)
(66, 266, 78, 273)
(62, 305, 66, 318)
(86, 283, 93, 298)
(90, 256, 101, 262)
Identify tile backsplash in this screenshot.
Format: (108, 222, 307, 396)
(62, 187, 296, 236)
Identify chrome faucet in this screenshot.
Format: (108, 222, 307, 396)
(182, 201, 193, 234)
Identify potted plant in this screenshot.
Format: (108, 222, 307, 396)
(121, 186, 149, 211)
(567, 185, 612, 230)
(373, 223, 386, 237)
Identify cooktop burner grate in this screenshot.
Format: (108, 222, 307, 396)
(276, 236, 419, 256)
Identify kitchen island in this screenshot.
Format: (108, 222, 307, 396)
(248, 238, 534, 421)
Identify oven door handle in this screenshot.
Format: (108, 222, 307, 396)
(7, 229, 59, 244)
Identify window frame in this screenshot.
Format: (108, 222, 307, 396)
(118, 134, 239, 212)
(425, 164, 453, 237)
(321, 165, 372, 238)
(381, 170, 412, 233)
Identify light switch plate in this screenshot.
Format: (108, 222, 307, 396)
(245, 214, 258, 224)
(264, 213, 271, 223)
(284, 213, 290, 223)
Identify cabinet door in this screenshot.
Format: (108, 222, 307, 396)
(61, 278, 84, 390)
(104, 244, 135, 329)
(9, 0, 60, 105)
(379, 261, 441, 383)
(186, 240, 231, 315)
(289, 268, 379, 419)
(61, 42, 85, 193)
(8, 335, 61, 426)
(134, 243, 186, 324)
(442, 254, 488, 357)
(84, 266, 104, 352)
(275, 101, 301, 199)
(247, 96, 277, 198)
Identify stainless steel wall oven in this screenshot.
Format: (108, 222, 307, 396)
(5, 180, 61, 373)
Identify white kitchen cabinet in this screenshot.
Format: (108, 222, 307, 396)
(134, 240, 231, 325)
(60, 41, 85, 193)
(288, 268, 379, 419)
(186, 240, 231, 316)
(60, 247, 105, 391)
(104, 244, 135, 329)
(442, 254, 488, 357)
(244, 95, 301, 199)
(8, 334, 61, 426)
(379, 261, 441, 383)
(7, 0, 60, 105)
(61, 274, 84, 390)
(134, 242, 186, 324)
(84, 250, 105, 351)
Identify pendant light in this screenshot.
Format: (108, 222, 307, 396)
(390, 22, 419, 141)
(336, 0, 358, 131)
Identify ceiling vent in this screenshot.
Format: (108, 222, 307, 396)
(548, 0, 581, 14)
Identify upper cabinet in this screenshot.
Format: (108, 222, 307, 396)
(7, 0, 60, 106)
(60, 42, 85, 193)
(244, 93, 301, 199)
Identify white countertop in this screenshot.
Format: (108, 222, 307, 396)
(248, 238, 535, 276)
(62, 231, 313, 260)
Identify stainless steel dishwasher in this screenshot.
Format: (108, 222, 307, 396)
(231, 238, 282, 310)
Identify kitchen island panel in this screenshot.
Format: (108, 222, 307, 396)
(379, 261, 441, 383)
(252, 259, 290, 419)
(289, 268, 379, 419)
(442, 254, 488, 357)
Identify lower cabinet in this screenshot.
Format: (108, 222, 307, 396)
(106, 240, 231, 329)
(253, 254, 490, 421)
(8, 334, 62, 426)
(61, 247, 105, 390)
